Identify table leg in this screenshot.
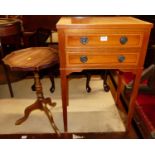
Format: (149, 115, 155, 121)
(103, 70, 110, 92)
(126, 69, 143, 132)
(60, 70, 68, 132)
(42, 102, 61, 136)
(15, 100, 40, 125)
(116, 71, 123, 108)
(0, 39, 14, 97)
(86, 72, 91, 93)
(3, 64, 14, 97)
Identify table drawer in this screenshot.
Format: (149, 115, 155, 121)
(66, 32, 143, 48)
(67, 53, 139, 66)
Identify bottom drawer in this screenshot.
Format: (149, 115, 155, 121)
(67, 53, 139, 66)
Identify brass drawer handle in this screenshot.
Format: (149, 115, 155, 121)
(120, 36, 128, 45)
(80, 37, 89, 45)
(118, 55, 125, 62)
(80, 55, 88, 63)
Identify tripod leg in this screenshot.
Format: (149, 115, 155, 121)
(45, 97, 56, 107)
(15, 100, 40, 125)
(42, 102, 61, 137)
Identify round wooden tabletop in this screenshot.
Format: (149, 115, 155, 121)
(0, 18, 20, 26)
(0, 18, 22, 37)
(2, 47, 59, 71)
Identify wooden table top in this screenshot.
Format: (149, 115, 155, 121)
(2, 47, 59, 71)
(56, 16, 153, 29)
(0, 18, 20, 26)
(0, 18, 22, 37)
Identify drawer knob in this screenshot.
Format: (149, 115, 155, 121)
(80, 55, 88, 63)
(80, 37, 89, 45)
(118, 55, 125, 62)
(120, 36, 128, 45)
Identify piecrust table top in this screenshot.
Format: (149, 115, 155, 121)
(2, 47, 59, 71)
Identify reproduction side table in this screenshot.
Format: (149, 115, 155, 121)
(56, 16, 153, 133)
(3, 47, 60, 136)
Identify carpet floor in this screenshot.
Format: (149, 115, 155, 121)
(0, 77, 125, 134)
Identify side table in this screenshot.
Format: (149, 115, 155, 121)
(3, 47, 60, 136)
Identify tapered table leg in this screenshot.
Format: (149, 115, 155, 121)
(126, 69, 143, 132)
(60, 70, 68, 132)
(116, 71, 123, 108)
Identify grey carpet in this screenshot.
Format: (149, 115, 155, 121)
(0, 77, 125, 134)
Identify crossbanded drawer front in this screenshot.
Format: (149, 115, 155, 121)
(66, 48, 141, 53)
(67, 53, 139, 66)
(66, 33, 143, 48)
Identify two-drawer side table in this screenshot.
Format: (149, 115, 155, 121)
(56, 16, 153, 133)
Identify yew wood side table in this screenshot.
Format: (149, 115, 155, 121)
(56, 16, 153, 133)
(2, 47, 60, 136)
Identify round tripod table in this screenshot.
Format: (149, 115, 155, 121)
(3, 47, 60, 136)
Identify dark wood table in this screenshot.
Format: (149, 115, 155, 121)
(0, 18, 22, 97)
(3, 47, 61, 136)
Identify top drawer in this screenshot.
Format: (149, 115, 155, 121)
(65, 29, 144, 48)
